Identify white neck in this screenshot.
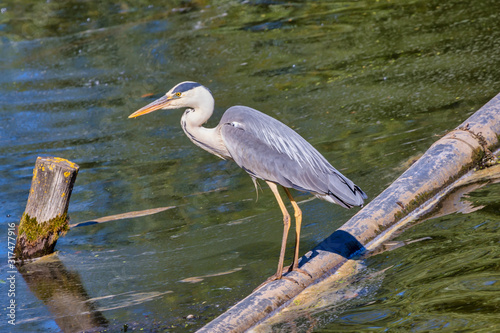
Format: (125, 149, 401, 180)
(180, 90, 230, 160)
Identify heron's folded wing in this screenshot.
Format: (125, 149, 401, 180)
(219, 106, 363, 207)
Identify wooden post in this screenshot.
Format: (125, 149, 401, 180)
(15, 157, 79, 261)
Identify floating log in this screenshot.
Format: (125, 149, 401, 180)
(197, 93, 500, 333)
(69, 206, 176, 228)
(15, 157, 79, 262)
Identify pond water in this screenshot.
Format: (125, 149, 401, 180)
(0, 0, 499, 332)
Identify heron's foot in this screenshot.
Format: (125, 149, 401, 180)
(253, 274, 299, 291)
(285, 265, 312, 278)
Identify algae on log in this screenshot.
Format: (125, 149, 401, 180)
(15, 157, 79, 261)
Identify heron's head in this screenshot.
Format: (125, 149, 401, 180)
(129, 81, 213, 118)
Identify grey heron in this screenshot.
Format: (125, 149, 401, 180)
(129, 81, 367, 282)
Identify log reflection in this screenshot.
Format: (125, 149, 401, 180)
(18, 254, 107, 332)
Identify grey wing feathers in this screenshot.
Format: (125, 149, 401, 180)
(219, 106, 367, 208)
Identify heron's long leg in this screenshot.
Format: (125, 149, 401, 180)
(266, 181, 290, 279)
(283, 187, 302, 270)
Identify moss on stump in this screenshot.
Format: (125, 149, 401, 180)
(15, 157, 79, 262)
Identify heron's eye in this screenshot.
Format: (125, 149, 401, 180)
(175, 92, 182, 97)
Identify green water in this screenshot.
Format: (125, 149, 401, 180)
(0, 0, 499, 331)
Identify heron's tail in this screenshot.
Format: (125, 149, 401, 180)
(319, 173, 367, 209)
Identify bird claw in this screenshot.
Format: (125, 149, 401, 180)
(285, 265, 312, 279)
(253, 274, 301, 291)
(253, 264, 313, 291)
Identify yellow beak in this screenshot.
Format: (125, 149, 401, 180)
(128, 95, 173, 118)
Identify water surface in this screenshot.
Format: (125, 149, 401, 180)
(0, 0, 499, 331)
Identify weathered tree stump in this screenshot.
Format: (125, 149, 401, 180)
(15, 157, 79, 261)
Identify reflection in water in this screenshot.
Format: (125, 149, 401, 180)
(251, 261, 389, 332)
(18, 254, 107, 332)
